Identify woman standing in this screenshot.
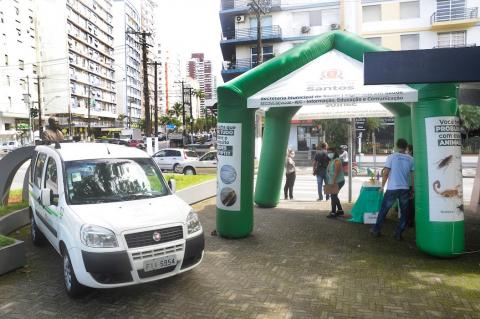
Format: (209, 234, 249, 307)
(326, 147, 345, 218)
(284, 149, 296, 200)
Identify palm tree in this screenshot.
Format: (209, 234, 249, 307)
(193, 89, 206, 130)
(172, 102, 183, 118)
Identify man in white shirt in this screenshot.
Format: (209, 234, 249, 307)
(370, 138, 414, 241)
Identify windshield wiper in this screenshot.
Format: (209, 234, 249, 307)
(122, 193, 156, 201)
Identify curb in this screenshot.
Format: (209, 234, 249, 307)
(0, 208, 29, 275)
(176, 179, 217, 205)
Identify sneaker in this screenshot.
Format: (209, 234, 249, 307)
(336, 210, 344, 216)
(370, 229, 380, 237)
(326, 212, 337, 218)
(290, 197, 294, 200)
(317, 198, 323, 201)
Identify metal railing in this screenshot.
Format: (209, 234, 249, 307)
(222, 55, 275, 71)
(433, 43, 476, 48)
(221, 0, 281, 10)
(431, 7, 478, 23)
(221, 25, 282, 42)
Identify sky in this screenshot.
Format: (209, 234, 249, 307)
(155, 0, 224, 84)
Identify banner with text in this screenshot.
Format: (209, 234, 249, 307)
(426, 116, 464, 222)
(216, 123, 242, 211)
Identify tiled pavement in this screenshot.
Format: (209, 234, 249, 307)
(1, 198, 480, 319)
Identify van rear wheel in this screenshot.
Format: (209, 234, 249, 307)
(30, 210, 46, 246)
(62, 249, 87, 298)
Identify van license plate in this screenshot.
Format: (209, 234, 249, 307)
(143, 255, 177, 272)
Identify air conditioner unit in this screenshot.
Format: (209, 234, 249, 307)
(330, 23, 340, 30)
(301, 26, 310, 34)
(235, 15, 245, 23)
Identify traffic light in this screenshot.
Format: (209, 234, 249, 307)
(30, 107, 38, 118)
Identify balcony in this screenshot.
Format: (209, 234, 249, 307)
(431, 7, 479, 29)
(221, 55, 275, 82)
(221, 25, 282, 44)
(433, 43, 476, 49)
(221, 0, 281, 11)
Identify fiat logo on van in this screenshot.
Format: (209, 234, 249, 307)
(152, 231, 162, 242)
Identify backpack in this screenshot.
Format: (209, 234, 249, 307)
(315, 151, 329, 173)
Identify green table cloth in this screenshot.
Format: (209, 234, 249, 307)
(349, 182, 384, 223)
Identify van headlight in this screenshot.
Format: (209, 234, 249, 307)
(186, 211, 202, 236)
(80, 225, 118, 248)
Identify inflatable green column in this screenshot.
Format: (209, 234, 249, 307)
(216, 87, 256, 238)
(255, 107, 300, 207)
(412, 96, 464, 257)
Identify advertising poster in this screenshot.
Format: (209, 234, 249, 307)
(216, 123, 241, 211)
(425, 117, 464, 222)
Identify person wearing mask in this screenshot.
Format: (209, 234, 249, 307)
(339, 145, 349, 174)
(313, 142, 330, 201)
(326, 147, 345, 218)
(370, 138, 414, 240)
(284, 149, 296, 200)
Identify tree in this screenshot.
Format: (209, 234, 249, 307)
(313, 119, 349, 149)
(459, 104, 480, 141)
(172, 102, 183, 118)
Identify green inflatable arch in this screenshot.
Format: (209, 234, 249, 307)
(216, 31, 464, 258)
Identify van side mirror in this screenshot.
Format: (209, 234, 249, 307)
(41, 188, 51, 206)
(41, 188, 58, 206)
(168, 179, 176, 193)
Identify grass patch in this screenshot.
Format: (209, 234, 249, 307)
(0, 234, 15, 247)
(8, 189, 23, 204)
(0, 202, 29, 218)
(163, 174, 216, 191)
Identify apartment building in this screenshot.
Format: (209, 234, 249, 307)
(220, 0, 480, 80)
(219, 0, 480, 152)
(0, 0, 38, 143)
(36, 0, 117, 138)
(160, 48, 185, 114)
(187, 53, 216, 116)
(140, 0, 157, 127)
(112, 0, 142, 128)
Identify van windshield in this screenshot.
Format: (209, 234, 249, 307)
(65, 158, 169, 204)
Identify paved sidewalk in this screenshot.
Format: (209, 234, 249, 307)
(1, 198, 480, 318)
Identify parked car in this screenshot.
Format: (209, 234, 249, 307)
(127, 139, 144, 149)
(1, 140, 20, 153)
(29, 143, 204, 297)
(177, 151, 217, 175)
(152, 148, 199, 172)
(95, 139, 129, 146)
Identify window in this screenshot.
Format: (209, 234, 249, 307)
(4, 54, 8, 66)
(34, 153, 47, 188)
(45, 158, 58, 196)
(400, 1, 420, 19)
(437, 31, 466, 48)
(366, 37, 382, 46)
(363, 5, 381, 22)
(251, 45, 274, 66)
(15, 7, 19, 15)
(436, 0, 466, 22)
(309, 10, 322, 26)
(5, 123, 11, 130)
(401, 34, 420, 50)
(19, 59, 24, 70)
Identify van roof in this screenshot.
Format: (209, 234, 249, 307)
(35, 142, 149, 161)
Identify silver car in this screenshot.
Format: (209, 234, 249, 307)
(177, 151, 217, 175)
(152, 148, 199, 172)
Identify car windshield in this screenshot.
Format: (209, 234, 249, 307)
(65, 158, 169, 204)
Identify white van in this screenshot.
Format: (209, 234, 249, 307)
(29, 142, 204, 297)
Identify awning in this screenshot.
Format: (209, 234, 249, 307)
(247, 50, 418, 119)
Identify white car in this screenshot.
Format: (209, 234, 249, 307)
(177, 151, 217, 175)
(152, 148, 199, 172)
(1, 141, 19, 153)
(29, 142, 204, 297)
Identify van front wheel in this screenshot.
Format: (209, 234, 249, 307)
(62, 249, 86, 298)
